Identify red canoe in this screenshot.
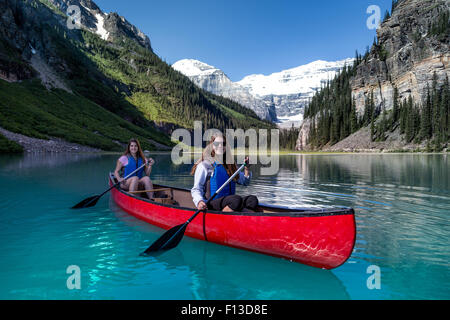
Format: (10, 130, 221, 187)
(109, 174, 356, 269)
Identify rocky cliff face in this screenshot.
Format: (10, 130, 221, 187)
(46, 0, 152, 50)
(295, 117, 311, 151)
(0, 0, 61, 82)
(351, 0, 449, 116)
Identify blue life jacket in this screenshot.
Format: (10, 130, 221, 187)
(123, 156, 144, 179)
(209, 162, 235, 200)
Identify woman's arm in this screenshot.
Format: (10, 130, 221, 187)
(145, 158, 155, 176)
(237, 170, 252, 186)
(191, 163, 209, 208)
(114, 159, 124, 182)
(237, 157, 252, 186)
(244, 166, 250, 178)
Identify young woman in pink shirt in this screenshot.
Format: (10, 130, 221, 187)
(114, 138, 155, 199)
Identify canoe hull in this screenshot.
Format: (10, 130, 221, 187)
(109, 177, 356, 269)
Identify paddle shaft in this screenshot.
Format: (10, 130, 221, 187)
(158, 163, 246, 250)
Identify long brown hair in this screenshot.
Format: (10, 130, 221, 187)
(123, 138, 147, 165)
(190, 135, 238, 180)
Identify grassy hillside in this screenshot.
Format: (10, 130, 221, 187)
(0, 132, 23, 153)
(0, 79, 172, 152)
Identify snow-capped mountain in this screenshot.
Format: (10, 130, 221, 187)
(238, 58, 354, 126)
(172, 59, 276, 121)
(238, 59, 354, 96)
(173, 58, 354, 127)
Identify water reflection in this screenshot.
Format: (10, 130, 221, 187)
(0, 153, 102, 171)
(108, 197, 350, 299)
(151, 241, 351, 300)
(0, 152, 448, 299)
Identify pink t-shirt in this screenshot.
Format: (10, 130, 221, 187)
(119, 155, 128, 166)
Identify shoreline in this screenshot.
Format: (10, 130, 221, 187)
(181, 150, 449, 155)
(0, 127, 102, 154)
(0, 127, 173, 154)
(1, 126, 447, 155)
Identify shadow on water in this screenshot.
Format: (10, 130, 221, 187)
(154, 242, 350, 300)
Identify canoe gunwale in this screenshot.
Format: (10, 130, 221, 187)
(108, 173, 357, 269)
(108, 173, 355, 218)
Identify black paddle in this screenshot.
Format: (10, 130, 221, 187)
(140, 161, 248, 256)
(71, 163, 147, 209)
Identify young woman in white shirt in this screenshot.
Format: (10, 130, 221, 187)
(190, 134, 258, 212)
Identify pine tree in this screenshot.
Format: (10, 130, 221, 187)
(420, 86, 432, 140)
(363, 92, 373, 126)
(392, 86, 399, 127)
(413, 105, 421, 143)
(380, 105, 388, 141)
(370, 105, 376, 141)
(355, 50, 360, 65)
(431, 72, 440, 138)
(399, 99, 406, 134)
(391, 0, 399, 13)
(383, 10, 391, 22)
(405, 96, 415, 142)
(444, 75, 450, 142)
(350, 99, 358, 133)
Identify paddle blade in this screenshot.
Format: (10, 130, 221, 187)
(140, 223, 187, 256)
(71, 195, 100, 209)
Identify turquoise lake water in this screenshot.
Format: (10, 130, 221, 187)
(0, 153, 448, 300)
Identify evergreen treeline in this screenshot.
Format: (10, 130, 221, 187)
(304, 61, 359, 147)
(371, 74, 449, 151)
(391, 0, 401, 13)
(383, 1, 404, 23)
(429, 9, 450, 40)
(279, 126, 300, 150)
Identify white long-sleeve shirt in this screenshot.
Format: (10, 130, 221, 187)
(191, 160, 252, 207)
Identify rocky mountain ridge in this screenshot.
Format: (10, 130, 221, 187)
(296, 0, 450, 151)
(46, 0, 152, 50)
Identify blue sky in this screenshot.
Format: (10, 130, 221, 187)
(94, 0, 392, 81)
